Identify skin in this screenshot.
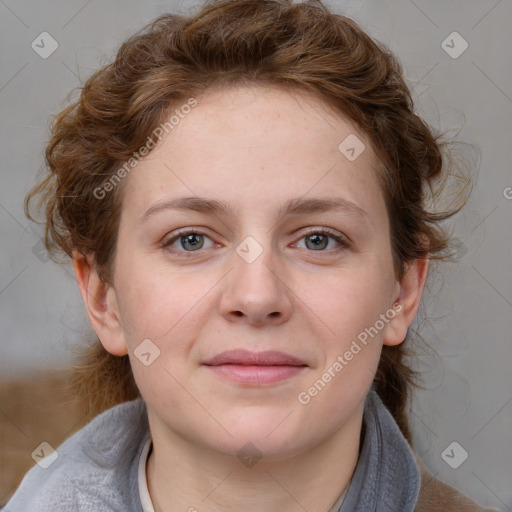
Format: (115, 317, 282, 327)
(74, 85, 428, 512)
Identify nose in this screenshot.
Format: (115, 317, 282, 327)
(219, 238, 293, 327)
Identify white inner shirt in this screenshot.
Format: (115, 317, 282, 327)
(138, 438, 156, 512)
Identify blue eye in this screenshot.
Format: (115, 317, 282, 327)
(162, 230, 214, 253)
(296, 229, 349, 252)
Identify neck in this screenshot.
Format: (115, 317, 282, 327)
(146, 410, 364, 512)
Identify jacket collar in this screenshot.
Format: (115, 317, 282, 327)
(338, 387, 421, 511)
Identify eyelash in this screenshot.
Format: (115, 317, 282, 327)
(161, 228, 350, 257)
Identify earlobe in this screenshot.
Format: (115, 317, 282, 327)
(383, 258, 429, 347)
(72, 251, 128, 356)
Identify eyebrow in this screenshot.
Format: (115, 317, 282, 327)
(140, 196, 369, 223)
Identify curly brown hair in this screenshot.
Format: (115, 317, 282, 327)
(26, 0, 469, 442)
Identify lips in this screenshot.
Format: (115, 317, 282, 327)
(202, 349, 308, 385)
(203, 349, 307, 367)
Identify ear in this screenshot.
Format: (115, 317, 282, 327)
(72, 251, 128, 356)
(383, 258, 429, 347)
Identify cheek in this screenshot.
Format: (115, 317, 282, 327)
(309, 268, 395, 392)
(296, 276, 388, 414)
(319, 265, 394, 336)
(112, 248, 201, 341)
(318, 294, 386, 387)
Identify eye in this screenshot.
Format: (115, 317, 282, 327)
(294, 228, 350, 252)
(161, 227, 350, 256)
(161, 229, 215, 254)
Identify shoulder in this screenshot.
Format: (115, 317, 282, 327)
(414, 455, 499, 512)
(3, 398, 148, 512)
(365, 389, 498, 512)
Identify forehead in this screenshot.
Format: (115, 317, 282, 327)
(120, 85, 387, 227)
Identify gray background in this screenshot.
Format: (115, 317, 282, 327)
(0, 0, 511, 509)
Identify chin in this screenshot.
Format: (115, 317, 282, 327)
(213, 412, 311, 458)
(210, 433, 308, 463)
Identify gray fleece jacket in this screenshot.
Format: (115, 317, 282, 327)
(3, 388, 496, 511)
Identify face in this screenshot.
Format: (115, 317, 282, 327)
(94, 85, 415, 460)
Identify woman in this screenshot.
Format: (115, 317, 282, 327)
(4, 0, 497, 510)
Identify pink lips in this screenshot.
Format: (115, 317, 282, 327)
(203, 349, 308, 385)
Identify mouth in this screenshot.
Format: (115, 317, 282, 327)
(202, 349, 308, 385)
